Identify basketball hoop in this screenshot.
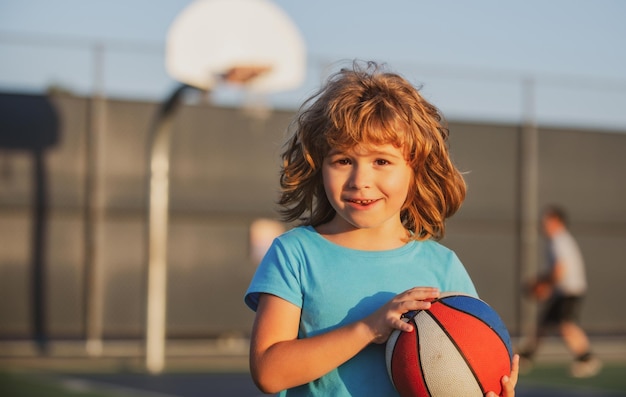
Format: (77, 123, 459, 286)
(221, 65, 272, 85)
(165, 0, 306, 92)
(220, 65, 275, 121)
(145, 0, 306, 375)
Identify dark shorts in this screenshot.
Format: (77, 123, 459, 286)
(540, 294, 584, 326)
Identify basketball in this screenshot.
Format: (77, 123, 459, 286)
(523, 277, 553, 301)
(385, 293, 513, 397)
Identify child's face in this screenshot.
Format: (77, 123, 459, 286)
(542, 215, 562, 237)
(322, 143, 413, 233)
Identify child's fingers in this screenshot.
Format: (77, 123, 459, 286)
(512, 354, 520, 379)
(394, 287, 438, 305)
(370, 287, 440, 343)
(403, 286, 440, 298)
(480, 355, 520, 397)
(496, 355, 520, 397)
(390, 316, 414, 333)
(394, 287, 439, 313)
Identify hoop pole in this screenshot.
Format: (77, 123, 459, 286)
(145, 83, 194, 374)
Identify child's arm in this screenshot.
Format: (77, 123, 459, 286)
(249, 287, 439, 394)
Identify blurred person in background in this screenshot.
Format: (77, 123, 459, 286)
(519, 205, 601, 378)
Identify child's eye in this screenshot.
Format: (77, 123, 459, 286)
(336, 158, 352, 165)
(375, 159, 390, 166)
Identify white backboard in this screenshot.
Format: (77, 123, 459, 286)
(166, 0, 306, 92)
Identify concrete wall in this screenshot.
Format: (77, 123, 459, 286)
(1, 93, 625, 341)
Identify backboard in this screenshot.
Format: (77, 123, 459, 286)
(166, 0, 306, 92)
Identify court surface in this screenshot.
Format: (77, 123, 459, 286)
(49, 368, 626, 397)
(2, 337, 625, 396)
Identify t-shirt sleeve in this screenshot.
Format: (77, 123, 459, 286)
(244, 238, 304, 312)
(553, 236, 575, 266)
(442, 250, 478, 298)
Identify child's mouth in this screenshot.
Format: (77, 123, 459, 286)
(348, 199, 378, 206)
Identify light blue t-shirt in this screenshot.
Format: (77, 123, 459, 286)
(245, 226, 477, 397)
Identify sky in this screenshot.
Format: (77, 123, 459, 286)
(1, 0, 626, 130)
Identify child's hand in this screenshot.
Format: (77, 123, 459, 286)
(364, 287, 439, 344)
(486, 354, 519, 397)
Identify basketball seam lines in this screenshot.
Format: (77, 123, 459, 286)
(414, 324, 433, 397)
(425, 310, 486, 394)
(438, 299, 513, 364)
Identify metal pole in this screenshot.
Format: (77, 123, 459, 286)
(32, 147, 48, 354)
(145, 84, 194, 374)
(84, 42, 106, 357)
(518, 77, 540, 345)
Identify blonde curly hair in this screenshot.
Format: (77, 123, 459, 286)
(278, 61, 466, 241)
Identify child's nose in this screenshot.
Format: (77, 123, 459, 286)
(348, 165, 371, 189)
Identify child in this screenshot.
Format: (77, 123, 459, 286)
(519, 205, 601, 377)
(244, 60, 518, 396)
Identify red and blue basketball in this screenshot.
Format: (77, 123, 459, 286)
(385, 293, 513, 397)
